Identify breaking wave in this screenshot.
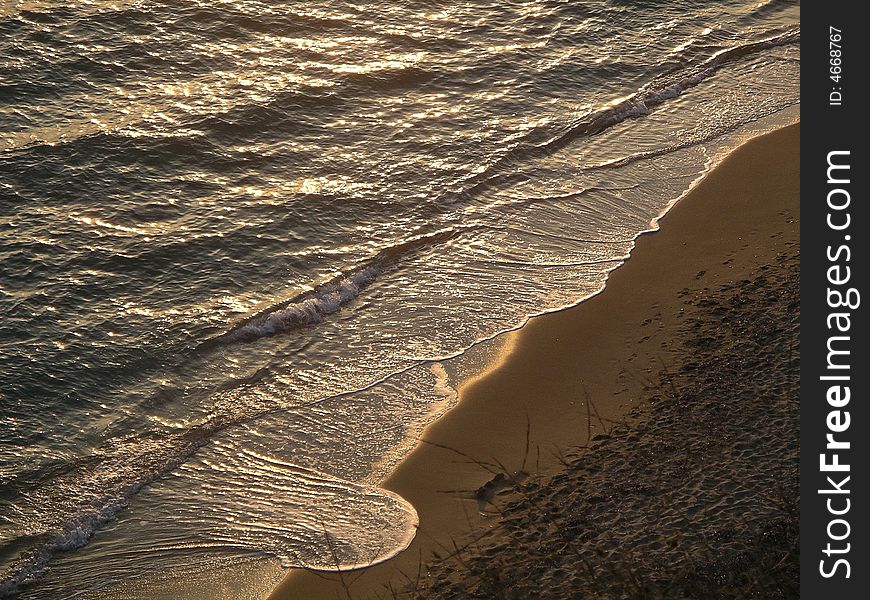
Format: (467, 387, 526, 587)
(204, 226, 477, 347)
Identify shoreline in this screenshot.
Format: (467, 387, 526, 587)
(269, 123, 800, 599)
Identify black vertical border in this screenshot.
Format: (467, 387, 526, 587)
(801, 2, 867, 597)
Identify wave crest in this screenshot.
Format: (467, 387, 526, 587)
(219, 265, 381, 344)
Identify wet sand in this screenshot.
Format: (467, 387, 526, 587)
(268, 123, 800, 599)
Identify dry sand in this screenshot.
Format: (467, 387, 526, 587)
(268, 123, 800, 599)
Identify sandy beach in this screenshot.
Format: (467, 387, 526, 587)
(268, 123, 800, 599)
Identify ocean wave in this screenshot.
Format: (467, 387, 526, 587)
(534, 26, 800, 156)
(202, 226, 476, 348)
(0, 435, 195, 598)
(215, 265, 381, 345)
(586, 98, 799, 171)
(438, 26, 799, 205)
(0, 431, 418, 598)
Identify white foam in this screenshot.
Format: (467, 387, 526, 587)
(221, 266, 380, 343)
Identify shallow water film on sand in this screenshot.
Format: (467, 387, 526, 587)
(1, 0, 798, 596)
